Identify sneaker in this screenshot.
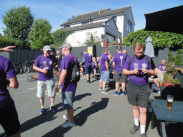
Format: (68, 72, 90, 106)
(86, 80, 90, 84)
(130, 125, 139, 134)
(61, 121, 75, 128)
(121, 92, 126, 96)
(63, 115, 69, 121)
(50, 106, 57, 112)
(148, 77, 154, 83)
(98, 87, 102, 90)
(102, 90, 108, 94)
(155, 90, 161, 95)
(40, 108, 46, 115)
(113, 92, 119, 96)
(140, 133, 147, 137)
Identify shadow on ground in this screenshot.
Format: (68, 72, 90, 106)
(42, 98, 109, 137)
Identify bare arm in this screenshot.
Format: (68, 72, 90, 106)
(0, 46, 16, 52)
(9, 76, 19, 89)
(56, 69, 67, 92)
(112, 62, 115, 70)
(123, 69, 137, 75)
(33, 65, 47, 74)
(105, 61, 109, 71)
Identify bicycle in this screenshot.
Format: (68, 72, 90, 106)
(27, 74, 38, 82)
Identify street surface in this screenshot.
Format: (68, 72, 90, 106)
(0, 73, 162, 137)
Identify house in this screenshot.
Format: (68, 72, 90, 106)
(61, 6, 135, 47)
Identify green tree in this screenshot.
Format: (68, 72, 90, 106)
(2, 5, 34, 45)
(52, 28, 73, 47)
(123, 29, 183, 48)
(29, 18, 53, 49)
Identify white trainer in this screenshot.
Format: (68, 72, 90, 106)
(63, 115, 69, 121)
(61, 121, 75, 128)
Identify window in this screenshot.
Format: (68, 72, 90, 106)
(82, 21, 89, 25)
(127, 20, 132, 33)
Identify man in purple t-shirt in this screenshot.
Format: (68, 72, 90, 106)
(123, 43, 155, 137)
(153, 59, 166, 95)
(83, 51, 92, 83)
(56, 43, 78, 128)
(0, 46, 21, 137)
(99, 48, 109, 94)
(112, 46, 127, 96)
(33, 45, 58, 115)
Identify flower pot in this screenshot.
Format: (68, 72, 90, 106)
(160, 86, 183, 101)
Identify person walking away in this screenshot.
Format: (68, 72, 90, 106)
(33, 45, 58, 114)
(56, 43, 79, 128)
(112, 46, 127, 96)
(0, 46, 21, 137)
(99, 48, 110, 94)
(83, 50, 92, 83)
(123, 43, 155, 137)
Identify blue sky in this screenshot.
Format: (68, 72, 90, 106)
(0, 0, 182, 35)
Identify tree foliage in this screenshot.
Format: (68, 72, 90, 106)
(0, 36, 24, 48)
(29, 18, 53, 49)
(84, 32, 102, 46)
(175, 49, 183, 68)
(123, 29, 183, 48)
(2, 5, 34, 44)
(52, 29, 73, 47)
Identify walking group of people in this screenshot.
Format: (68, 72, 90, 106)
(1, 42, 182, 137)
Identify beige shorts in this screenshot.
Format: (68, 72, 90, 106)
(157, 71, 164, 82)
(37, 78, 56, 98)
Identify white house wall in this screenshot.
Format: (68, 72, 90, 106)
(70, 23, 82, 27)
(66, 27, 105, 47)
(116, 15, 124, 35)
(93, 18, 108, 23)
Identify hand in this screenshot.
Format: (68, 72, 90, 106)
(142, 68, 148, 74)
(2, 46, 16, 52)
(56, 86, 60, 92)
(42, 69, 48, 74)
(133, 69, 139, 75)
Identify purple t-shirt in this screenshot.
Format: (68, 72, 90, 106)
(91, 61, 96, 69)
(100, 53, 109, 71)
(112, 53, 127, 72)
(84, 53, 92, 66)
(0, 55, 16, 108)
(34, 54, 58, 81)
(60, 53, 77, 92)
(157, 64, 166, 71)
(123, 55, 154, 85)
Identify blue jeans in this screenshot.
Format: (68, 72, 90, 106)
(100, 71, 109, 82)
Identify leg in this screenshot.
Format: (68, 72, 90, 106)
(122, 82, 126, 92)
(139, 107, 147, 135)
(133, 106, 139, 119)
(103, 81, 106, 90)
(153, 78, 160, 90)
(67, 108, 74, 123)
(50, 97, 55, 106)
(10, 132, 21, 137)
(99, 79, 103, 88)
(116, 82, 120, 92)
(40, 97, 45, 108)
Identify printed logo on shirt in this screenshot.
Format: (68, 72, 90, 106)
(43, 61, 47, 66)
(134, 63, 138, 69)
(49, 61, 53, 65)
(142, 63, 147, 68)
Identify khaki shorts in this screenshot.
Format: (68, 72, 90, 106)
(157, 71, 164, 82)
(37, 78, 56, 98)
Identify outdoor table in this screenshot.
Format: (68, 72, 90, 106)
(150, 99, 183, 137)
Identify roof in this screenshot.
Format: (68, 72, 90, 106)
(61, 6, 130, 26)
(62, 22, 105, 31)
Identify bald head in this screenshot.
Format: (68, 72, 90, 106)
(122, 50, 127, 54)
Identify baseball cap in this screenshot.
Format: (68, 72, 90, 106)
(61, 43, 72, 50)
(116, 46, 122, 51)
(43, 45, 52, 51)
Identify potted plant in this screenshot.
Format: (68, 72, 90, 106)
(160, 51, 183, 100)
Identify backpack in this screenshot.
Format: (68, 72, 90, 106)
(69, 55, 80, 83)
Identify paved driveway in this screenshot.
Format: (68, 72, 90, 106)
(0, 73, 161, 137)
